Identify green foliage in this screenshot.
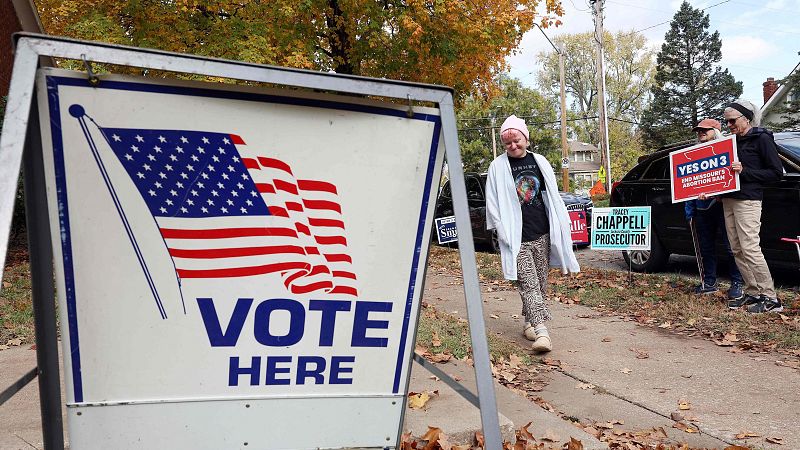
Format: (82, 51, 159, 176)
(766, 71, 800, 131)
(37, 0, 565, 101)
(457, 77, 560, 174)
(537, 30, 655, 142)
(641, 1, 742, 149)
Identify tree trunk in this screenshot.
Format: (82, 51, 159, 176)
(325, 0, 355, 74)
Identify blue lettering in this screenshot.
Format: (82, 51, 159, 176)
(296, 356, 327, 385)
(197, 298, 253, 347)
(254, 299, 305, 346)
(351, 301, 392, 347)
(265, 356, 292, 385)
(309, 300, 351, 346)
(330, 356, 355, 385)
(228, 356, 260, 386)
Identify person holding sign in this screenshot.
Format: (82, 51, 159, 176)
(485, 115, 579, 353)
(721, 100, 783, 313)
(684, 119, 743, 299)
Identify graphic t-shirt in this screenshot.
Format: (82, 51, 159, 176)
(508, 153, 549, 242)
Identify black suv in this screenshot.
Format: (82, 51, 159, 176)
(610, 132, 800, 272)
(433, 173, 593, 252)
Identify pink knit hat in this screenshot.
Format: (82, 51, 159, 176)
(500, 115, 529, 140)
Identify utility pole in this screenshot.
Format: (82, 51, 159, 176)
(490, 114, 497, 159)
(557, 43, 570, 191)
(534, 24, 571, 191)
(591, 0, 612, 193)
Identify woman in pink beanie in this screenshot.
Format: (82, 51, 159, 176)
(485, 115, 580, 353)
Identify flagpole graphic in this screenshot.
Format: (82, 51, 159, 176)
(68, 104, 358, 318)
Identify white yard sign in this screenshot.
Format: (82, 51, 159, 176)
(37, 68, 445, 449)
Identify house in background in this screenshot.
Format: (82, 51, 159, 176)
(567, 140, 601, 191)
(761, 61, 800, 127)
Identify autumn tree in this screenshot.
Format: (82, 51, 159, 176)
(537, 30, 654, 179)
(457, 77, 560, 175)
(766, 71, 800, 131)
(36, 0, 564, 100)
(537, 30, 655, 139)
(640, 1, 742, 148)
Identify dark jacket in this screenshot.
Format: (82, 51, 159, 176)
(723, 128, 783, 200)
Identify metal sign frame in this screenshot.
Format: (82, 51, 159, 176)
(0, 33, 501, 449)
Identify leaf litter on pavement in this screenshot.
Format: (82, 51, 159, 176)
(423, 247, 795, 449)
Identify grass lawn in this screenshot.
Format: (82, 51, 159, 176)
(427, 246, 800, 356)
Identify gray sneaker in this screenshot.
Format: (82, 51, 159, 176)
(746, 296, 783, 314)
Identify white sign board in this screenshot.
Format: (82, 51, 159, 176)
(37, 68, 445, 449)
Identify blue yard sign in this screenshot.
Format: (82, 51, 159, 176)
(435, 215, 458, 244)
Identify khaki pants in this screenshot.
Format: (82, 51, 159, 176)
(721, 198, 776, 298)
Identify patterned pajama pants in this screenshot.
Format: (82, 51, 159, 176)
(516, 234, 552, 327)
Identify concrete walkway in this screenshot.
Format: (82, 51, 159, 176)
(422, 269, 799, 449)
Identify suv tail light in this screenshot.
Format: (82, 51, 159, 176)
(611, 181, 621, 194)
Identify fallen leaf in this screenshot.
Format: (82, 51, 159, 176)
(508, 354, 523, 369)
(673, 421, 698, 433)
(428, 376, 440, 381)
(621, 367, 632, 374)
(670, 411, 684, 421)
(658, 321, 672, 329)
(601, 336, 612, 342)
(429, 353, 452, 363)
(0, 345, 8, 351)
(475, 431, 485, 448)
(567, 437, 584, 450)
(517, 422, 535, 442)
(489, 314, 499, 319)
(542, 358, 561, 367)
(6, 338, 22, 346)
(576, 382, 595, 390)
(723, 446, 750, 450)
(678, 400, 691, 410)
(2, 281, 10, 288)
(431, 331, 442, 348)
(420, 426, 441, 447)
(765, 437, 784, 445)
(734, 431, 761, 439)
(541, 429, 560, 442)
(408, 391, 431, 409)
(500, 371, 516, 382)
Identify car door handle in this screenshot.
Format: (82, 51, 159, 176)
(652, 187, 667, 192)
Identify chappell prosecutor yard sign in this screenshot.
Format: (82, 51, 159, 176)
(37, 68, 444, 449)
(669, 135, 739, 203)
(590, 207, 651, 251)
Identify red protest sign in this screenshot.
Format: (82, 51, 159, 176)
(569, 210, 589, 245)
(669, 135, 739, 203)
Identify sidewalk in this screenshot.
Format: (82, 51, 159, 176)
(422, 268, 799, 449)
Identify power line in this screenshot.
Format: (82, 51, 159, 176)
(621, 0, 732, 37)
(458, 115, 639, 131)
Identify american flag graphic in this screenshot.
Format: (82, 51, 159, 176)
(99, 127, 357, 297)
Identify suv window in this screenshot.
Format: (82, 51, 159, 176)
(641, 156, 669, 180)
(466, 177, 484, 200)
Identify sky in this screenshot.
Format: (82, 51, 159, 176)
(506, 0, 800, 110)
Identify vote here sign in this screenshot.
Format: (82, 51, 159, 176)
(35, 68, 445, 449)
(669, 136, 739, 203)
(590, 207, 651, 251)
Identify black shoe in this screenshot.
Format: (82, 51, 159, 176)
(694, 283, 719, 295)
(728, 294, 759, 310)
(746, 296, 783, 314)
